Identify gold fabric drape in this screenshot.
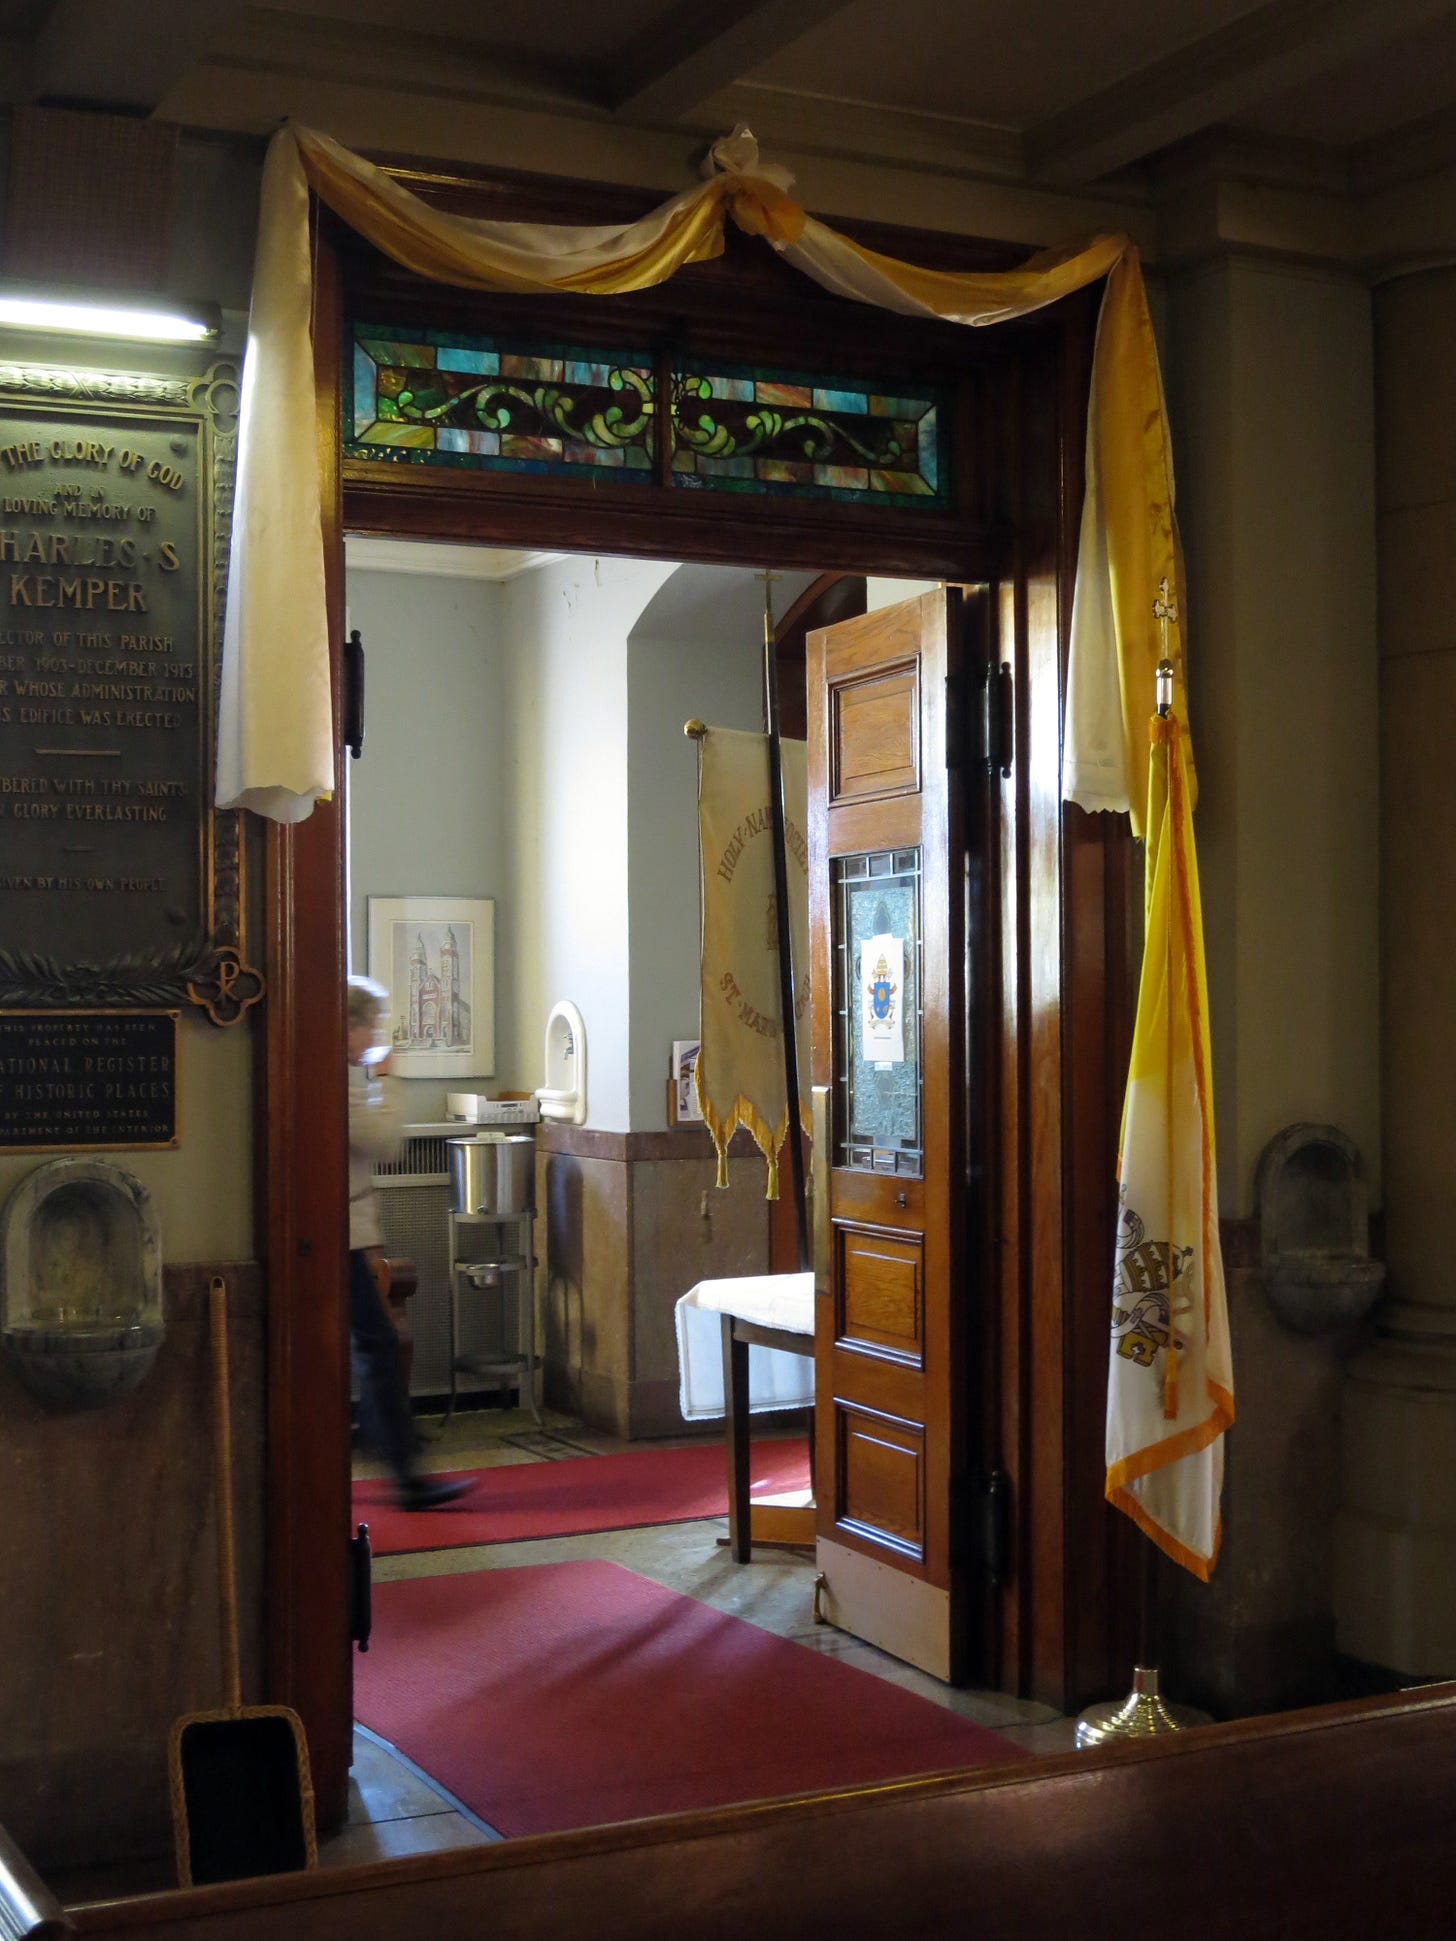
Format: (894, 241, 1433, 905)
(216, 120, 1189, 828)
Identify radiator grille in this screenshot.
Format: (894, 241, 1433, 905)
(373, 1176, 453, 1395)
(374, 1125, 457, 1180)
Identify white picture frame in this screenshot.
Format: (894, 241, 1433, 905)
(672, 1039, 703, 1123)
(366, 896, 494, 1079)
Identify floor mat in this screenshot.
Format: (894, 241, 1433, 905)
(355, 1435, 811, 1555)
(354, 1558, 1024, 1837)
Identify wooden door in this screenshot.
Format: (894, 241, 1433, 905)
(807, 586, 979, 1681)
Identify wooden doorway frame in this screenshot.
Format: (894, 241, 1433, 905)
(262, 175, 1136, 1825)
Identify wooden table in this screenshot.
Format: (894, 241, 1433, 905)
(719, 1310, 815, 1560)
(674, 1272, 815, 1562)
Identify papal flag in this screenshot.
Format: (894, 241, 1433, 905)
(694, 726, 810, 1197)
(1106, 709, 1234, 1579)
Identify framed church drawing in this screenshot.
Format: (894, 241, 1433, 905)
(366, 894, 494, 1079)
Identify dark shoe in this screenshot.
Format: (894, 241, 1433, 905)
(397, 1474, 474, 1512)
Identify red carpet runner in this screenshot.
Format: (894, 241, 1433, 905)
(355, 1437, 811, 1555)
(355, 1559, 1024, 1837)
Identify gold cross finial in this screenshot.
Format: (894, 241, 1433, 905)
(1153, 576, 1178, 638)
(1153, 578, 1179, 717)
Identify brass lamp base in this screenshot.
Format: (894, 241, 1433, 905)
(1074, 1665, 1210, 1749)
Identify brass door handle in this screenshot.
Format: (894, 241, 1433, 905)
(811, 1085, 830, 1299)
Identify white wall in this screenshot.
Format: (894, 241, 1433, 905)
(345, 566, 508, 1122)
(498, 554, 675, 1131)
(866, 576, 939, 611)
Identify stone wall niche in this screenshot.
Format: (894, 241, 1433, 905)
(1, 1157, 164, 1408)
(1255, 1124, 1384, 1335)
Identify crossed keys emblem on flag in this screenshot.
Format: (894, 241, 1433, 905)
(1111, 1201, 1193, 1369)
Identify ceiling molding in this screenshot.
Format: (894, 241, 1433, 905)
(701, 82, 1028, 183)
(1353, 104, 1456, 195)
(1151, 116, 1456, 273)
(1149, 129, 1352, 198)
(212, 7, 599, 111)
(31, 0, 244, 112)
(603, 0, 852, 120)
(1026, 0, 1456, 186)
(1355, 158, 1456, 276)
(345, 537, 565, 581)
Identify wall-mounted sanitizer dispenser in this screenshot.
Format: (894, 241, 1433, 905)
(537, 1000, 588, 1126)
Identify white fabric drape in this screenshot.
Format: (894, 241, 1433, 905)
(1062, 354, 1129, 815)
(216, 131, 333, 822)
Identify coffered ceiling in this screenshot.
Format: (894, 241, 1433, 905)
(0, 1, 1452, 236)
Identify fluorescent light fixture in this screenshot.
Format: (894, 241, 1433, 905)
(0, 292, 219, 343)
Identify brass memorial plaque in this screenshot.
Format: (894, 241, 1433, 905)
(0, 1008, 178, 1151)
(0, 362, 258, 1022)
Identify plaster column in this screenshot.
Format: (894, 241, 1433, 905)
(1164, 256, 1380, 1712)
(1335, 267, 1456, 1674)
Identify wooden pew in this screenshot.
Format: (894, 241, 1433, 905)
(68, 1683, 1456, 1939)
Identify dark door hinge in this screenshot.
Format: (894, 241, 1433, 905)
(343, 627, 366, 759)
(989, 662, 1013, 779)
(349, 1520, 373, 1651)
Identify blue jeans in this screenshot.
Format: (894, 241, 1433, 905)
(349, 1249, 419, 1488)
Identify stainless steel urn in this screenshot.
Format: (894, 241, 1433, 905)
(448, 1133, 536, 1216)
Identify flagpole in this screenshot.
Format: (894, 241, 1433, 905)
(760, 571, 810, 1272)
(1075, 580, 1209, 1750)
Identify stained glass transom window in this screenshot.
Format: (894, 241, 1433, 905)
(348, 325, 657, 480)
(670, 361, 950, 509)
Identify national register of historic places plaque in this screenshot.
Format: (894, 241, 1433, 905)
(0, 1009, 178, 1150)
(0, 362, 255, 1019)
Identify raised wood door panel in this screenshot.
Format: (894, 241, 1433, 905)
(838, 1223, 923, 1359)
(808, 588, 970, 1680)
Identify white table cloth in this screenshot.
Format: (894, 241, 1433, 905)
(674, 1271, 815, 1422)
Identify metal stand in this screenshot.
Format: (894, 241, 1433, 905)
(1075, 1665, 1210, 1748)
(445, 1206, 543, 1428)
(1077, 1489, 1209, 1748)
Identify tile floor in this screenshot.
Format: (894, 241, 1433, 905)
(326, 1400, 1078, 1867)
